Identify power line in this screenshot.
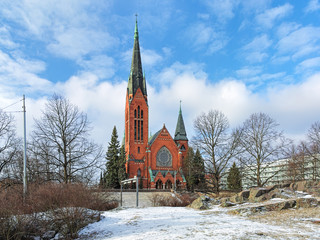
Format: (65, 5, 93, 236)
(4, 110, 23, 113)
(0, 99, 23, 111)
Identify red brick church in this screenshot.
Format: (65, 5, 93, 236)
(124, 20, 188, 189)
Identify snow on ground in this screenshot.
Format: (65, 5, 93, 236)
(78, 206, 320, 240)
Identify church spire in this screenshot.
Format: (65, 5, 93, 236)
(174, 101, 188, 141)
(127, 16, 147, 96)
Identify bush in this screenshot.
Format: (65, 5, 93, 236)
(148, 193, 198, 207)
(0, 183, 118, 239)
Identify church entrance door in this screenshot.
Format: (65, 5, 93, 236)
(165, 180, 172, 189)
(156, 179, 163, 189)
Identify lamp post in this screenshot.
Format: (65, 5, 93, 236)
(146, 147, 151, 189)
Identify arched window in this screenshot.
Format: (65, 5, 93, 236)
(137, 168, 141, 177)
(134, 106, 143, 142)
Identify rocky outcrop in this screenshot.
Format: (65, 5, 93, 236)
(189, 196, 211, 210)
(229, 199, 297, 216)
(219, 182, 320, 214)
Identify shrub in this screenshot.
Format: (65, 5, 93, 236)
(148, 193, 198, 207)
(0, 183, 118, 239)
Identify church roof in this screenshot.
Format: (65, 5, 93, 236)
(174, 103, 188, 141)
(127, 18, 147, 97)
(148, 129, 162, 145)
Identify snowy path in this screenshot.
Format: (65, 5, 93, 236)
(78, 206, 320, 240)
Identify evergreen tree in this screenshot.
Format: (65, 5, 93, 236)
(182, 147, 195, 191)
(193, 149, 206, 189)
(105, 126, 121, 188)
(118, 144, 127, 183)
(227, 162, 242, 191)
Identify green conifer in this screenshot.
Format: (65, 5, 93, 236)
(182, 147, 195, 191)
(227, 162, 242, 191)
(105, 126, 121, 188)
(193, 149, 206, 189)
(118, 144, 127, 183)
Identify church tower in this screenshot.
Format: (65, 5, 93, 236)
(125, 19, 148, 177)
(124, 18, 188, 189)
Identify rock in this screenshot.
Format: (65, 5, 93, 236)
(264, 200, 296, 211)
(296, 181, 308, 192)
(189, 196, 210, 210)
(239, 190, 250, 199)
(249, 188, 271, 202)
(229, 199, 296, 216)
(296, 197, 318, 208)
(229, 190, 250, 203)
(220, 201, 236, 207)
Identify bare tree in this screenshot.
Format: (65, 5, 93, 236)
(307, 121, 320, 181)
(0, 110, 21, 181)
(286, 142, 308, 182)
(193, 110, 239, 193)
(237, 113, 290, 187)
(31, 95, 103, 184)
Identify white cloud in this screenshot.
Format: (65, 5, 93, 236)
(77, 55, 115, 80)
(1, 1, 116, 63)
(240, 0, 271, 14)
(242, 35, 272, 62)
(277, 26, 320, 60)
(47, 28, 114, 60)
(305, 0, 320, 12)
(256, 3, 293, 28)
(296, 57, 320, 73)
(0, 26, 18, 49)
(276, 22, 301, 39)
(186, 23, 228, 54)
(203, 0, 239, 23)
(236, 66, 262, 77)
(0, 50, 51, 95)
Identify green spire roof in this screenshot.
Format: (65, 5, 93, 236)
(174, 102, 188, 141)
(127, 17, 147, 96)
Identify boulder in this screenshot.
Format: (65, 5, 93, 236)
(220, 201, 236, 207)
(296, 197, 318, 208)
(189, 196, 210, 210)
(249, 188, 271, 202)
(264, 200, 296, 211)
(229, 199, 296, 216)
(229, 190, 250, 203)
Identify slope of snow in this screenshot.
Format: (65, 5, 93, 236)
(78, 206, 320, 240)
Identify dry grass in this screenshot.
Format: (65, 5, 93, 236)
(207, 191, 237, 199)
(248, 206, 320, 228)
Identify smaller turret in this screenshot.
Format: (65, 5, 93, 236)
(174, 101, 188, 141)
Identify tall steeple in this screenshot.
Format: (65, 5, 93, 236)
(127, 16, 147, 96)
(174, 101, 188, 141)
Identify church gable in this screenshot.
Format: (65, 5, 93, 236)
(149, 125, 175, 146)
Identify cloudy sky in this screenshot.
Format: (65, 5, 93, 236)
(1, 0, 320, 149)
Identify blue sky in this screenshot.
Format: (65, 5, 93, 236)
(1, 0, 320, 148)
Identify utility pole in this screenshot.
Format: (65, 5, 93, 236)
(22, 95, 27, 197)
